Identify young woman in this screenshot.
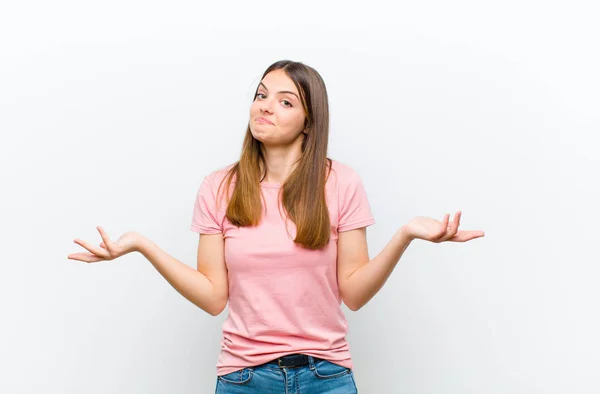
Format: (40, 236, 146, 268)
(68, 60, 485, 393)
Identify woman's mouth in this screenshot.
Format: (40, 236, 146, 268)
(256, 117, 274, 125)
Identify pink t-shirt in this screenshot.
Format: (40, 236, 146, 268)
(190, 159, 375, 376)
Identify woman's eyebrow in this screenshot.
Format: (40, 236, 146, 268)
(259, 82, 299, 100)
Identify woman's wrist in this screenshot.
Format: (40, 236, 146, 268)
(397, 224, 416, 242)
(131, 231, 149, 254)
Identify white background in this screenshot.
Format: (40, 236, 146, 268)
(1, 1, 599, 393)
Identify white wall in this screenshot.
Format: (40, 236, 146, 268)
(2, 1, 598, 393)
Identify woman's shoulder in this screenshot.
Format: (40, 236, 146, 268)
(205, 162, 237, 184)
(328, 158, 362, 182)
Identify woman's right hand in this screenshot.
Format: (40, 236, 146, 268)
(68, 226, 142, 263)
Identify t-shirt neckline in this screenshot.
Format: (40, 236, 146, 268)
(260, 181, 281, 189)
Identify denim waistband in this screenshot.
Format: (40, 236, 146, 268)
(265, 354, 322, 368)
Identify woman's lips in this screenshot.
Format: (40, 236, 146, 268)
(256, 117, 274, 125)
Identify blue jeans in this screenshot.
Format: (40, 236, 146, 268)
(215, 356, 358, 393)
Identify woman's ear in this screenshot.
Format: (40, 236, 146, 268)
(303, 118, 310, 133)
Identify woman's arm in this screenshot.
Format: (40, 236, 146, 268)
(338, 211, 484, 311)
(68, 227, 227, 316)
(137, 234, 228, 316)
(337, 227, 412, 311)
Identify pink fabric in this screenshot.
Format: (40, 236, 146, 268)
(190, 160, 375, 376)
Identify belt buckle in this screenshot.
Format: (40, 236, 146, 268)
(277, 355, 299, 368)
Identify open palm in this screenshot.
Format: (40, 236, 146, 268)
(404, 211, 484, 243)
(67, 226, 141, 263)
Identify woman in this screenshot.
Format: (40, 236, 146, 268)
(68, 60, 485, 393)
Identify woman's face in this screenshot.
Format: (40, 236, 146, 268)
(249, 69, 307, 147)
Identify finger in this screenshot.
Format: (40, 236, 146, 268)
(96, 226, 114, 253)
(443, 213, 450, 227)
(439, 211, 463, 242)
(448, 211, 462, 235)
(73, 238, 110, 259)
(439, 213, 450, 236)
(67, 252, 106, 263)
(433, 214, 450, 242)
(450, 230, 485, 242)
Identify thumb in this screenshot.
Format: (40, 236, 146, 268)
(99, 242, 106, 249)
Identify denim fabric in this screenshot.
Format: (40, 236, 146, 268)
(215, 356, 358, 393)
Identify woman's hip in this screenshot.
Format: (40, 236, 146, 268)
(215, 355, 358, 394)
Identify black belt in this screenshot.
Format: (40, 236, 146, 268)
(266, 353, 322, 368)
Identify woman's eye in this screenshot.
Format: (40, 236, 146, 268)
(255, 93, 292, 107)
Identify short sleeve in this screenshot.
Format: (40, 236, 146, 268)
(337, 169, 376, 232)
(190, 174, 223, 234)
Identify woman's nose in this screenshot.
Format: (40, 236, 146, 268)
(260, 100, 273, 113)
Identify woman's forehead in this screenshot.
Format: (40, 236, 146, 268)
(261, 70, 299, 94)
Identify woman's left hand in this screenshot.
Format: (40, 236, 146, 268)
(401, 211, 485, 243)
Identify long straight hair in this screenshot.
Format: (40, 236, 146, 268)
(217, 60, 332, 250)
